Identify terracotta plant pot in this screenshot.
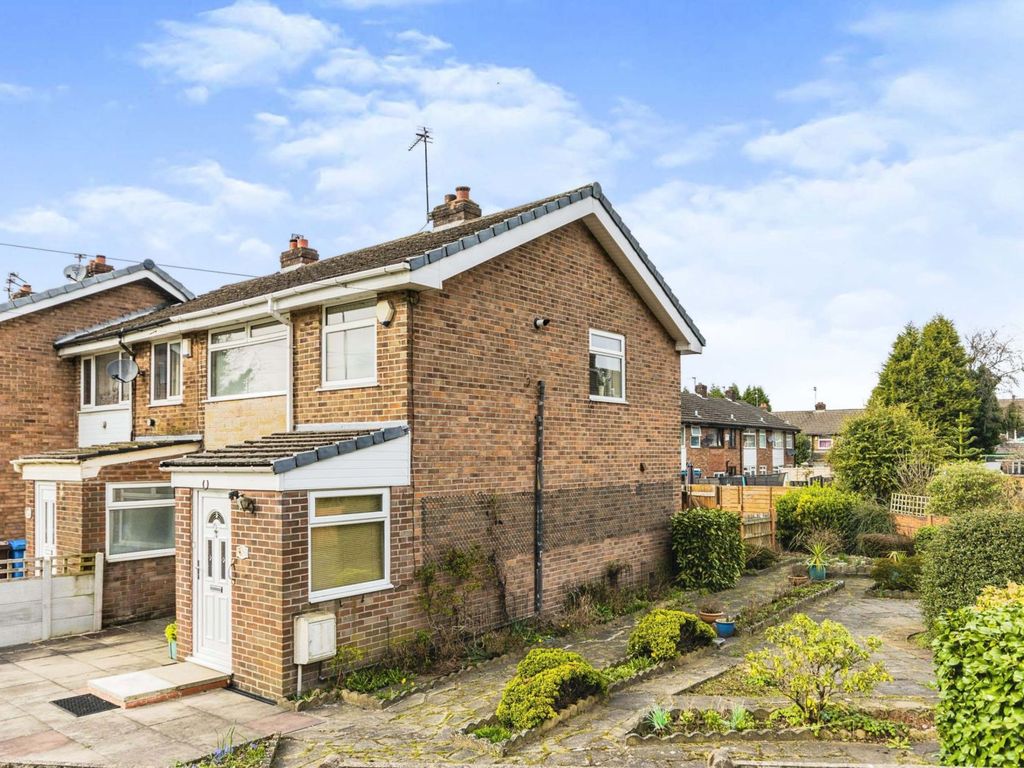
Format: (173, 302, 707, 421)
(698, 611, 724, 624)
(788, 575, 810, 587)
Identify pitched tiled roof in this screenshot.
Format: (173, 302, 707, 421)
(15, 438, 199, 464)
(681, 391, 797, 431)
(162, 427, 409, 474)
(773, 408, 865, 437)
(0, 260, 193, 318)
(60, 183, 704, 348)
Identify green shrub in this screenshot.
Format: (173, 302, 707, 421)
(847, 499, 896, 544)
(926, 461, 1009, 518)
(744, 542, 779, 571)
(626, 608, 715, 662)
(933, 595, 1024, 764)
(745, 614, 891, 724)
(603, 656, 655, 683)
(514, 648, 586, 679)
(472, 724, 513, 744)
(870, 555, 923, 592)
(671, 507, 744, 590)
(920, 509, 1024, 626)
(914, 524, 940, 554)
(495, 659, 607, 730)
(775, 486, 861, 551)
(857, 533, 914, 558)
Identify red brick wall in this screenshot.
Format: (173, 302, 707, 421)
(683, 426, 743, 476)
(24, 459, 175, 625)
(0, 280, 174, 539)
(132, 332, 205, 438)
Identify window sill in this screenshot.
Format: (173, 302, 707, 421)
(204, 391, 287, 404)
(316, 380, 379, 393)
(309, 581, 394, 603)
(79, 404, 131, 414)
(589, 395, 628, 404)
(148, 399, 184, 409)
(106, 549, 175, 563)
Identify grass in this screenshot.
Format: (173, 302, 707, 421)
(603, 655, 656, 683)
(344, 665, 416, 699)
(472, 724, 514, 744)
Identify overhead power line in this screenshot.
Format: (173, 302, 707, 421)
(0, 241, 259, 278)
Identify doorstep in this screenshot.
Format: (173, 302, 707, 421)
(87, 662, 230, 708)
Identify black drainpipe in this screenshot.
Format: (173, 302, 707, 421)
(534, 379, 545, 615)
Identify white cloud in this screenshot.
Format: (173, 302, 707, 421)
(326, 0, 449, 9)
(163, 160, 288, 210)
(0, 82, 34, 100)
(394, 29, 451, 53)
(744, 113, 897, 172)
(140, 1, 338, 99)
(0, 207, 75, 236)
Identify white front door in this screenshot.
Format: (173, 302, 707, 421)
(192, 491, 232, 673)
(35, 482, 56, 558)
(742, 431, 757, 474)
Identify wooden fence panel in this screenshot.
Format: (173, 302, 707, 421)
(684, 484, 781, 550)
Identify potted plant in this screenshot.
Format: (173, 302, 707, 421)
(714, 617, 736, 638)
(788, 563, 810, 587)
(165, 622, 177, 660)
(807, 542, 830, 581)
(697, 599, 724, 624)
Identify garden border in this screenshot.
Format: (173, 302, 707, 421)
(176, 733, 280, 768)
(739, 579, 845, 636)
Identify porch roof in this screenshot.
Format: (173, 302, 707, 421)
(14, 438, 200, 465)
(161, 427, 409, 474)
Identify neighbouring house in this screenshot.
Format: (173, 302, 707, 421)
(988, 397, 1024, 475)
(774, 402, 865, 468)
(681, 385, 798, 479)
(0, 257, 192, 555)
(15, 182, 703, 700)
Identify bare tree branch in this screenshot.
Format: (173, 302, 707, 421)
(967, 329, 1024, 389)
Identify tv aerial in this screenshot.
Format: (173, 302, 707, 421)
(107, 357, 140, 384)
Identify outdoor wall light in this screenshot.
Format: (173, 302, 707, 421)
(376, 298, 397, 327)
(533, 317, 551, 330)
(229, 490, 258, 515)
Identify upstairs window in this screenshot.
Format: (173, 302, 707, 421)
(758, 430, 767, 449)
(81, 351, 130, 408)
(743, 430, 756, 449)
(323, 301, 377, 388)
(689, 426, 701, 448)
(818, 437, 834, 450)
(209, 321, 287, 399)
(589, 330, 625, 402)
(785, 432, 795, 449)
(151, 340, 183, 404)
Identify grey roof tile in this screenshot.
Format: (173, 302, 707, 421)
(681, 392, 798, 431)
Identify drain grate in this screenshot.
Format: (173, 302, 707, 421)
(51, 693, 118, 717)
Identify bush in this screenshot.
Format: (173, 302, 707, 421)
(775, 486, 860, 551)
(925, 461, 1009, 518)
(671, 507, 744, 591)
(870, 555, 923, 592)
(744, 542, 779, 571)
(496, 658, 607, 731)
(933, 591, 1024, 764)
(847, 499, 896, 544)
(857, 533, 914, 558)
(920, 509, 1024, 626)
(914, 525, 940, 554)
(745, 614, 891, 724)
(626, 609, 715, 662)
(514, 648, 586, 679)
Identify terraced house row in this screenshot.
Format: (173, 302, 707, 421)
(3, 183, 704, 700)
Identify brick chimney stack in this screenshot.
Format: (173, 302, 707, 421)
(13, 284, 32, 299)
(694, 383, 709, 397)
(725, 385, 740, 400)
(85, 255, 115, 277)
(759, 402, 769, 410)
(815, 401, 827, 411)
(280, 234, 319, 270)
(430, 185, 482, 229)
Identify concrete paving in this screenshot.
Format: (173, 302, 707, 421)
(0, 619, 321, 766)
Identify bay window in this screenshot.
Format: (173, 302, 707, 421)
(106, 484, 175, 561)
(309, 489, 390, 601)
(209, 321, 287, 399)
(589, 329, 625, 402)
(322, 301, 376, 388)
(151, 340, 182, 404)
(81, 351, 130, 408)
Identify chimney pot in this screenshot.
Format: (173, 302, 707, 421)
(759, 402, 769, 410)
(85, 254, 115, 277)
(694, 383, 708, 397)
(815, 402, 826, 411)
(14, 284, 32, 298)
(298, 237, 308, 249)
(444, 193, 456, 203)
(455, 186, 470, 200)
(280, 235, 319, 270)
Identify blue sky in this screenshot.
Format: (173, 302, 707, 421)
(1, 0, 1021, 409)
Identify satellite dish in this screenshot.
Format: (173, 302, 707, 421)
(106, 358, 140, 383)
(63, 264, 88, 282)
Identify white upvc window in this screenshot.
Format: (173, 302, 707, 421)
(689, 426, 701, 448)
(743, 429, 756, 449)
(81, 351, 130, 410)
(151, 339, 183, 405)
(785, 432, 795, 449)
(818, 437, 834, 450)
(758, 430, 767, 449)
(589, 329, 626, 402)
(322, 300, 377, 389)
(208, 320, 287, 400)
(308, 489, 391, 602)
(106, 483, 175, 562)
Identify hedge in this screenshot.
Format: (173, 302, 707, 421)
(671, 507, 744, 591)
(870, 555, 923, 592)
(925, 461, 1009, 518)
(858, 533, 915, 558)
(933, 590, 1024, 764)
(775, 486, 887, 552)
(496, 649, 607, 731)
(626, 608, 715, 662)
(920, 509, 1024, 626)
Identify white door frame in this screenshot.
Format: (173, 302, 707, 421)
(35, 482, 57, 558)
(189, 489, 232, 674)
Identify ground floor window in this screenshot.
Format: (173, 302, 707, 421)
(106, 484, 175, 561)
(309, 489, 390, 601)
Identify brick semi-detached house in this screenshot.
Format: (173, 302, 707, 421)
(681, 385, 798, 479)
(15, 183, 704, 700)
(0, 257, 192, 550)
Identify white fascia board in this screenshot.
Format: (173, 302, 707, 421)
(404, 199, 702, 353)
(0, 270, 189, 323)
(14, 442, 200, 480)
(169, 469, 282, 491)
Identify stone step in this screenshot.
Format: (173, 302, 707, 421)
(87, 662, 229, 708)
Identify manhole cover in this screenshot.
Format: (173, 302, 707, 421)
(51, 693, 118, 717)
